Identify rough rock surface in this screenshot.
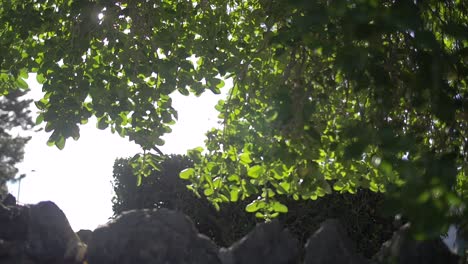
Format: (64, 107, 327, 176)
(76, 229, 93, 246)
(0, 199, 86, 264)
(373, 223, 459, 264)
(219, 220, 300, 264)
(87, 208, 221, 264)
(27, 201, 87, 263)
(303, 219, 369, 264)
(0, 196, 462, 264)
(2, 193, 16, 206)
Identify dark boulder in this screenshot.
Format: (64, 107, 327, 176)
(373, 223, 459, 264)
(0, 200, 86, 264)
(219, 219, 300, 264)
(0, 200, 32, 263)
(2, 193, 16, 206)
(0, 203, 28, 241)
(26, 201, 86, 263)
(87, 208, 221, 264)
(303, 219, 370, 264)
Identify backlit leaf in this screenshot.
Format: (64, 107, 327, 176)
(247, 165, 264, 179)
(180, 168, 195, 179)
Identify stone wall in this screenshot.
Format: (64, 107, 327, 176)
(0, 197, 460, 264)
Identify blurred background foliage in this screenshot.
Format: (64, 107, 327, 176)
(0, 90, 33, 196)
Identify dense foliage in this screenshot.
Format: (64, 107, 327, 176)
(112, 155, 394, 257)
(1, 0, 467, 237)
(0, 90, 33, 194)
(112, 155, 255, 246)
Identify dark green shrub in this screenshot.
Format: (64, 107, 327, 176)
(112, 155, 394, 257)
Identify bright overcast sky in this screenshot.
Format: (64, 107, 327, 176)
(8, 75, 227, 231)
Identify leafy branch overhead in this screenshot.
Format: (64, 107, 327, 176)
(1, 0, 467, 237)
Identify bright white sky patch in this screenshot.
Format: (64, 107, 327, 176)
(8, 76, 227, 231)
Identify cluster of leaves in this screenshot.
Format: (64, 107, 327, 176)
(1, 0, 225, 150)
(0, 90, 33, 186)
(1, 0, 467, 237)
(112, 155, 394, 257)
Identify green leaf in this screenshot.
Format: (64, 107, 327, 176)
(36, 73, 46, 84)
(97, 117, 108, 130)
(204, 188, 214, 196)
(155, 138, 165, 146)
(136, 175, 142, 186)
(262, 188, 276, 198)
(186, 185, 201, 198)
(35, 114, 44, 125)
(216, 79, 225, 89)
(187, 147, 203, 162)
(230, 187, 240, 202)
(333, 181, 345, 191)
(16, 78, 28, 89)
(265, 109, 278, 122)
(247, 165, 264, 179)
(272, 201, 288, 213)
(146, 157, 159, 170)
(246, 200, 265, 212)
(278, 181, 290, 193)
(19, 69, 28, 79)
(212, 201, 220, 211)
(215, 99, 225, 112)
(55, 136, 65, 150)
(179, 168, 195, 179)
(189, 146, 204, 153)
(228, 174, 240, 182)
(178, 87, 190, 96)
(213, 177, 223, 188)
(239, 152, 252, 165)
(70, 125, 80, 140)
(369, 181, 379, 192)
(219, 194, 230, 202)
(272, 165, 287, 180)
(255, 212, 264, 218)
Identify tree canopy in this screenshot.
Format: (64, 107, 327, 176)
(1, 0, 467, 237)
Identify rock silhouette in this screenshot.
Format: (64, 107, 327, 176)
(0, 196, 459, 264)
(0, 199, 86, 264)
